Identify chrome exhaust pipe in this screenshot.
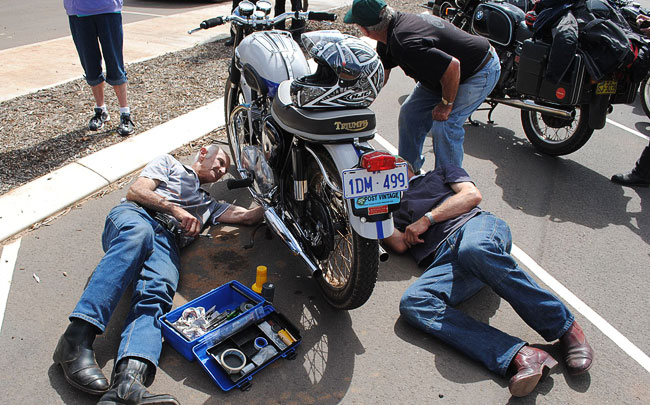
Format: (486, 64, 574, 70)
(379, 245, 389, 262)
(262, 207, 321, 276)
(487, 98, 575, 119)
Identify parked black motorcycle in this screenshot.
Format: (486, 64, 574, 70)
(423, 0, 649, 155)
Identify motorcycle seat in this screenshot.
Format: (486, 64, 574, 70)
(271, 81, 376, 143)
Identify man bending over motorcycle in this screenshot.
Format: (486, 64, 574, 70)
(344, 0, 500, 172)
(53, 145, 263, 404)
(382, 162, 594, 397)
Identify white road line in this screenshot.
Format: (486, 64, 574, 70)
(122, 10, 167, 18)
(372, 132, 650, 374)
(512, 246, 650, 373)
(0, 238, 21, 333)
(607, 118, 650, 141)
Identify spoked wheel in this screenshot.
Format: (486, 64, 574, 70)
(521, 105, 594, 156)
(640, 76, 650, 119)
(305, 149, 379, 310)
(225, 79, 250, 175)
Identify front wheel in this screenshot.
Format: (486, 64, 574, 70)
(640, 77, 650, 119)
(305, 149, 379, 310)
(520, 105, 594, 156)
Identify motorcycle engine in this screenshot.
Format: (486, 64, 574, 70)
(240, 119, 284, 195)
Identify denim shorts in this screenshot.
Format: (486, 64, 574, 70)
(68, 13, 127, 86)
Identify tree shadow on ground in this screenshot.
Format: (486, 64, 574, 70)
(0, 127, 114, 190)
(463, 122, 650, 246)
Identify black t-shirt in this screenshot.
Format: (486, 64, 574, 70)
(377, 12, 490, 92)
(393, 166, 482, 266)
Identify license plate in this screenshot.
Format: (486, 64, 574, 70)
(596, 80, 617, 95)
(354, 191, 401, 209)
(342, 163, 408, 199)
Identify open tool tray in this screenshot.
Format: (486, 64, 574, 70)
(192, 310, 302, 391)
(160, 280, 266, 362)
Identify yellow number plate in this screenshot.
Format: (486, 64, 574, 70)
(596, 80, 617, 95)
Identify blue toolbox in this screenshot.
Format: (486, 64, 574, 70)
(160, 280, 301, 391)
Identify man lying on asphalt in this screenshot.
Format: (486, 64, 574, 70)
(53, 145, 263, 404)
(382, 162, 594, 397)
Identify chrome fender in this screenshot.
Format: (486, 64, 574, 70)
(322, 142, 395, 240)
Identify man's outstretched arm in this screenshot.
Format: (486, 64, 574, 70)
(215, 205, 264, 226)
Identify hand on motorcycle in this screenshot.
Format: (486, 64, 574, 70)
(403, 217, 430, 248)
(432, 103, 453, 121)
(171, 206, 202, 237)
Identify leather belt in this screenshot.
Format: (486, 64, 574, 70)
(124, 200, 182, 237)
(474, 46, 495, 75)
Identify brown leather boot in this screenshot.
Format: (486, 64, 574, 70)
(508, 346, 558, 397)
(560, 320, 594, 375)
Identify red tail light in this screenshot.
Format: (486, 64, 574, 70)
(360, 152, 396, 172)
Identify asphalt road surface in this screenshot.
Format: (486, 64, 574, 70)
(1, 1, 650, 404)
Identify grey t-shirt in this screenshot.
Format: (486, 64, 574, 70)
(139, 154, 231, 227)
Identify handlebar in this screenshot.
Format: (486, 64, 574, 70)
(307, 11, 337, 22)
(189, 10, 336, 34)
(200, 17, 224, 30)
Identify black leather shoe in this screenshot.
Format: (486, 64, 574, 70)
(611, 171, 650, 187)
(53, 319, 109, 395)
(98, 358, 179, 405)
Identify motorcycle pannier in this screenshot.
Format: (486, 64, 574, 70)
(516, 39, 585, 105)
(472, 2, 525, 47)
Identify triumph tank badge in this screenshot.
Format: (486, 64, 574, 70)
(334, 120, 368, 132)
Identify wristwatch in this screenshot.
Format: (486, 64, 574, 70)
(424, 211, 436, 226)
(441, 97, 454, 106)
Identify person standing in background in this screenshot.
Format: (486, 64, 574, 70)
(610, 14, 650, 188)
(64, 0, 135, 136)
(274, 0, 309, 40)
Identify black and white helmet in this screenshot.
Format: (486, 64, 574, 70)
(290, 30, 384, 109)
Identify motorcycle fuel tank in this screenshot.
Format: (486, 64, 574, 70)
(472, 2, 526, 47)
(235, 31, 311, 99)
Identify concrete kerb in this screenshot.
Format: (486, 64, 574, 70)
(0, 98, 225, 243)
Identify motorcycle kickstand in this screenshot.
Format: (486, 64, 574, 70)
(468, 102, 498, 126)
(486, 102, 498, 124)
(243, 221, 272, 249)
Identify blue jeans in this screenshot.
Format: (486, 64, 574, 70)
(398, 48, 500, 172)
(399, 212, 574, 376)
(70, 202, 180, 367)
(68, 13, 127, 86)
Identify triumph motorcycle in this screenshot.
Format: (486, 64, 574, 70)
(190, 1, 407, 309)
(423, 0, 649, 155)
